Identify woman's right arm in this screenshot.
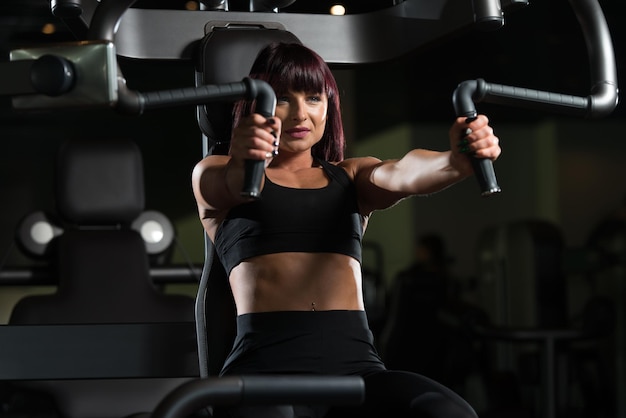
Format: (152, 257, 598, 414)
(191, 155, 251, 239)
(191, 113, 279, 234)
(192, 155, 247, 213)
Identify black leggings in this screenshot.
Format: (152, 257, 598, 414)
(215, 311, 477, 418)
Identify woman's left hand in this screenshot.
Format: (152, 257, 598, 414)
(448, 114, 501, 176)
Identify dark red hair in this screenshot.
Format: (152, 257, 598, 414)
(233, 42, 345, 162)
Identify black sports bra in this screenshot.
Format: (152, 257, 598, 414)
(214, 160, 363, 275)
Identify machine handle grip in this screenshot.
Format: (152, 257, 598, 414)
(139, 82, 248, 110)
(135, 78, 275, 199)
(470, 148, 501, 197)
(240, 78, 276, 199)
(452, 87, 501, 197)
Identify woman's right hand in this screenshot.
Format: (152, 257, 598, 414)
(229, 114, 281, 165)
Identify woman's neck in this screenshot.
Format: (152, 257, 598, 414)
(269, 151, 316, 172)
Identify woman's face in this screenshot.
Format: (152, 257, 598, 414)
(274, 90, 328, 154)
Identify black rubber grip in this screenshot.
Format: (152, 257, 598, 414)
(239, 78, 276, 199)
(139, 82, 249, 110)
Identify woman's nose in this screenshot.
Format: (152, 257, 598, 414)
(291, 100, 307, 121)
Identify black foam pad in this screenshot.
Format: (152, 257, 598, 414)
(56, 139, 145, 225)
(196, 27, 301, 147)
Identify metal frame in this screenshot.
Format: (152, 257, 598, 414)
(69, 0, 520, 63)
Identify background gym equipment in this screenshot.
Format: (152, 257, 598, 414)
(6, 138, 197, 418)
(475, 219, 617, 418)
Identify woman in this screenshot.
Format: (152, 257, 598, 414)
(192, 42, 501, 418)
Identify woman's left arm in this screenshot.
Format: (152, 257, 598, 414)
(345, 115, 500, 215)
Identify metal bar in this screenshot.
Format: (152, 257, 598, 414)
(74, 0, 521, 63)
(0, 266, 202, 285)
(151, 376, 365, 418)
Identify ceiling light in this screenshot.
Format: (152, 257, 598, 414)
(41, 23, 57, 35)
(330, 4, 346, 15)
(185, 1, 199, 10)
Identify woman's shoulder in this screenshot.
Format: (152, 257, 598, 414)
(336, 156, 383, 181)
(192, 154, 231, 179)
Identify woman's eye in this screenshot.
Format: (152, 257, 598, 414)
(307, 95, 321, 102)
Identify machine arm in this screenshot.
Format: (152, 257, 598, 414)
(453, 0, 618, 196)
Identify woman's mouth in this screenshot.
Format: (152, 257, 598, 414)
(285, 128, 310, 139)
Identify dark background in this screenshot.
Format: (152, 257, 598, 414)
(0, 2, 625, 417)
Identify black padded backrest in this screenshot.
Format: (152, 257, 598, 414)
(56, 139, 145, 226)
(10, 139, 194, 325)
(196, 26, 302, 150)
